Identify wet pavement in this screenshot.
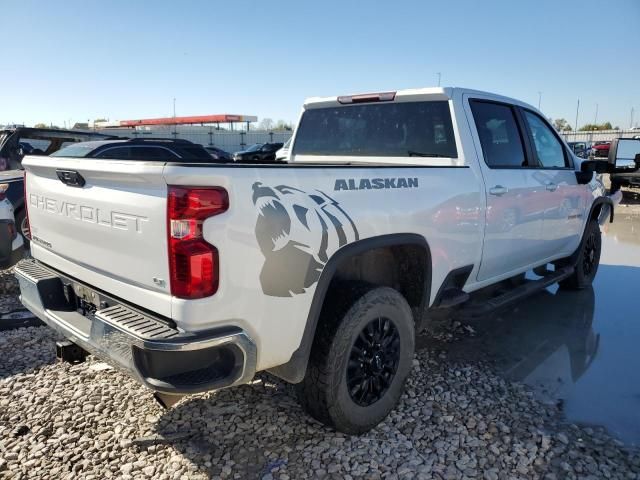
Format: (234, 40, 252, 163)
(435, 203, 640, 446)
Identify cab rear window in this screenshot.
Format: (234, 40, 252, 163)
(292, 101, 457, 158)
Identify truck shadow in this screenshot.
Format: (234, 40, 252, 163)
(420, 284, 599, 392)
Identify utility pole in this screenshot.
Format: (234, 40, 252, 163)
(436, 72, 441, 87)
(590, 103, 598, 143)
(172, 98, 177, 138)
(537, 91, 542, 110)
(574, 99, 580, 132)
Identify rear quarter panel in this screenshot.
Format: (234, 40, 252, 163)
(163, 164, 483, 370)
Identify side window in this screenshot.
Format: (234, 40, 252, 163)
(523, 111, 568, 168)
(96, 147, 131, 159)
(131, 147, 178, 160)
(470, 101, 527, 168)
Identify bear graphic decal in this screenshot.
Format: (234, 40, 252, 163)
(252, 182, 359, 297)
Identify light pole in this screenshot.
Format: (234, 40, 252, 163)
(537, 91, 542, 110)
(590, 103, 598, 143)
(631, 107, 635, 129)
(575, 99, 580, 133)
(172, 98, 177, 138)
(436, 72, 441, 87)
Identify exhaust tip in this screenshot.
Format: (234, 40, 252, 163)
(153, 392, 184, 409)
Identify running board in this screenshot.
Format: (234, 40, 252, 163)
(456, 266, 574, 319)
(434, 288, 470, 309)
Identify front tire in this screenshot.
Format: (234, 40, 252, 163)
(296, 284, 415, 434)
(559, 219, 601, 290)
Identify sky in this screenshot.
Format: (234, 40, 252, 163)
(2, 0, 639, 129)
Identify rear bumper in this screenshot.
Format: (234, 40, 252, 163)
(14, 259, 256, 395)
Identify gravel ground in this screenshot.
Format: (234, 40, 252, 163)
(0, 324, 638, 480)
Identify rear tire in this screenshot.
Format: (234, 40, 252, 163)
(559, 219, 601, 290)
(296, 284, 415, 434)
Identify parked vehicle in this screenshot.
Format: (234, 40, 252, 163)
(591, 141, 611, 158)
(0, 127, 113, 245)
(16, 87, 635, 434)
(204, 146, 233, 162)
(233, 142, 284, 163)
(609, 138, 640, 188)
(275, 138, 291, 162)
(0, 127, 112, 171)
(567, 141, 591, 158)
(51, 138, 213, 161)
(0, 178, 23, 268)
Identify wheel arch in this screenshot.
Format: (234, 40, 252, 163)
(557, 196, 612, 269)
(588, 196, 613, 224)
(268, 233, 432, 384)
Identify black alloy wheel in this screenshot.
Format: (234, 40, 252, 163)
(347, 317, 401, 407)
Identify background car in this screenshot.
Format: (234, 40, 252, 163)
(233, 142, 284, 163)
(0, 181, 23, 268)
(204, 146, 233, 162)
(567, 141, 591, 158)
(51, 138, 213, 161)
(0, 127, 116, 246)
(0, 127, 113, 170)
(591, 141, 611, 158)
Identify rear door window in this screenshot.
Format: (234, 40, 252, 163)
(130, 146, 178, 160)
(96, 147, 131, 159)
(522, 110, 569, 168)
(292, 101, 457, 158)
(470, 101, 528, 168)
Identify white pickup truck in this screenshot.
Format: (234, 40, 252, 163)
(16, 88, 637, 434)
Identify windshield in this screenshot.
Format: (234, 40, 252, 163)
(292, 101, 457, 158)
(245, 144, 263, 152)
(50, 143, 97, 157)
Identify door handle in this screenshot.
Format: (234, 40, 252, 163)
(489, 185, 508, 196)
(545, 182, 558, 192)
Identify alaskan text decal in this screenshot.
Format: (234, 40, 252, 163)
(334, 177, 419, 191)
(29, 194, 149, 233)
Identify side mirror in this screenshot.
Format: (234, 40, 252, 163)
(608, 138, 640, 173)
(576, 159, 608, 184)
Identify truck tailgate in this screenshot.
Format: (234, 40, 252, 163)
(23, 156, 172, 316)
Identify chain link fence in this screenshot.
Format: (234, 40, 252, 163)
(96, 126, 292, 154)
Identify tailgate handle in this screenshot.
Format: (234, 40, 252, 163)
(56, 170, 86, 188)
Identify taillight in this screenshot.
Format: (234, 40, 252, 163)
(23, 171, 30, 239)
(167, 186, 228, 299)
(337, 91, 396, 104)
(0, 183, 8, 201)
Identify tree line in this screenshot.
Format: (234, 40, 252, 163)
(551, 118, 620, 132)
